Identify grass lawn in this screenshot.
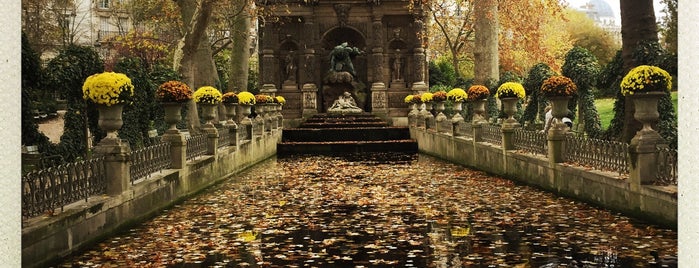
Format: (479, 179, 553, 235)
(594, 91, 678, 130)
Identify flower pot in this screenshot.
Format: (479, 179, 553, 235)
(240, 104, 252, 118)
(548, 96, 571, 119)
(224, 103, 238, 123)
(632, 91, 665, 132)
(162, 102, 183, 132)
(97, 103, 124, 140)
(472, 99, 486, 123)
(500, 97, 519, 122)
(200, 103, 217, 126)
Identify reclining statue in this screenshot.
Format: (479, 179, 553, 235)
(328, 91, 363, 114)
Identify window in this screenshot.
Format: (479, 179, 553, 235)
(98, 0, 109, 9)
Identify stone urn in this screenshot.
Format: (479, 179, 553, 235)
(434, 101, 447, 120)
(548, 96, 571, 120)
(239, 104, 253, 121)
(223, 103, 238, 126)
(452, 101, 464, 122)
(632, 92, 665, 133)
(162, 102, 183, 133)
(472, 99, 487, 124)
(97, 103, 125, 141)
(200, 103, 218, 127)
(500, 97, 519, 124)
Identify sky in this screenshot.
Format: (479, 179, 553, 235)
(564, 0, 667, 25)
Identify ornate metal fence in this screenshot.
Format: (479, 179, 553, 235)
(129, 141, 172, 183)
(513, 129, 548, 155)
(457, 122, 474, 138)
(656, 146, 678, 185)
(481, 124, 502, 146)
(22, 157, 106, 219)
(218, 127, 231, 148)
(186, 133, 207, 161)
(564, 135, 629, 175)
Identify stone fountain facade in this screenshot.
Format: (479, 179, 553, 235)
(257, 0, 429, 126)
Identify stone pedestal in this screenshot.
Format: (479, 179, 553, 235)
(371, 82, 388, 119)
(302, 83, 319, 118)
(501, 123, 518, 151)
(547, 128, 567, 163)
(411, 81, 429, 93)
(162, 132, 186, 169)
(629, 92, 666, 186)
(203, 124, 218, 155)
(93, 140, 131, 196)
(472, 122, 484, 143)
(451, 102, 464, 136)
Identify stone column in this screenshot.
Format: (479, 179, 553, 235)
(94, 139, 130, 196)
(261, 49, 276, 89)
(162, 133, 186, 169)
(472, 122, 484, 143)
(411, 48, 428, 92)
(629, 133, 665, 187)
(203, 125, 218, 156)
(371, 81, 388, 119)
(547, 123, 567, 163)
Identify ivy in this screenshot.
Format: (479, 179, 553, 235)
(605, 41, 677, 148)
(43, 45, 104, 161)
(562, 46, 602, 137)
(520, 63, 554, 126)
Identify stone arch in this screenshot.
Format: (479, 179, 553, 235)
(319, 27, 369, 112)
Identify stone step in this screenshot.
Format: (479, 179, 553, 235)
(277, 140, 418, 155)
(282, 127, 411, 142)
(298, 122, 389, 128)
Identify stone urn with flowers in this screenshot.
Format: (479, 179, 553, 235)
(496, 82, 525, 127)
(221, 92, 239, 127)
(156, 80, 193, 134)
(540, 75, 577, 134)
(82, 72, 134, 144)
(193, 86, 223, 128)
(466, 85, 490, 124)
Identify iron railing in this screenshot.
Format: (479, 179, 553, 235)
(22, 157, 106, 219)
(457, 122, 474, 138)
(481, 124, 502, 146)
(129, 141, 172, 183)
(186, 133, 207, 161)
(656, 146, 678, 185)
(513, 129, 548, 155)
(564, 135, 629, 175)
(218, 127, 231, 148)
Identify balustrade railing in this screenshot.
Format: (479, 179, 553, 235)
(218, 127, 231, 148)
(22, 157, 106, 219)
(564, 135, 629, 175)
(656, 146, 678, 185)
(130, 141, 172, 183)
(481, 124, 502, 145)
(513, 129, 547, 155)
(186, 133, 207, 161)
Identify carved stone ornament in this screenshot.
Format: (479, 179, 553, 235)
(334, 4, 351, 27)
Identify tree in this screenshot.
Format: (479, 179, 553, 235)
(619, 0, 658, 142)
(473, 0, 498, 85)
(173, 0, 219, 131)
(563, 9, 620, 66)
(22, 0, 83, 55)
(562, 46, 602, 137)
(659, 0, 677, 55)
(426, 0, 474, 78)
(225, 0, 254, 93)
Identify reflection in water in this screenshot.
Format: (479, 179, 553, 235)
(60, 153, 677, 267)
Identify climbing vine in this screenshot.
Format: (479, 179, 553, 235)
(520, 63, 555, 127)
(562, 46, 602, 137)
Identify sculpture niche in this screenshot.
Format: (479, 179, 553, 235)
(323, 42, 366, 112)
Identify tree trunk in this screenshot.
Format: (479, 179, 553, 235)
(473, 0, 499, 85)
(228, 0, 252, 93)
(174, 0, 219, 132)
(620, 0, 658, 142)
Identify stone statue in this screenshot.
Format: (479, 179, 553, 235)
(392, 49, 403, 81)
(285, 51, 296, 81)
(328, 91, 363, 113)
(329, 42, 363, 77)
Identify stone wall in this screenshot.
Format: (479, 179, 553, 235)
(21, 132, 281, 268)
(410, 128, 677, 228)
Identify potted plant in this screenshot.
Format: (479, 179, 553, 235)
(222, 92, 239, 125)
(446, 88, 468, 115)
(156, 80, 192, 132)
(540, 76, 577, 119)
(620, 65, 672, 133)
(237, 91, 256, 118)
(193, 86, 222, 126)
(82, 72, 134, 141)
(466, 85, 490, 101)
(496, 82, 526, 123)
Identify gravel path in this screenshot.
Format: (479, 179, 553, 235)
(37, 110, 66, 143)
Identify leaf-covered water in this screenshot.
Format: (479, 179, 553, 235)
(59, 153, 677, 267)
